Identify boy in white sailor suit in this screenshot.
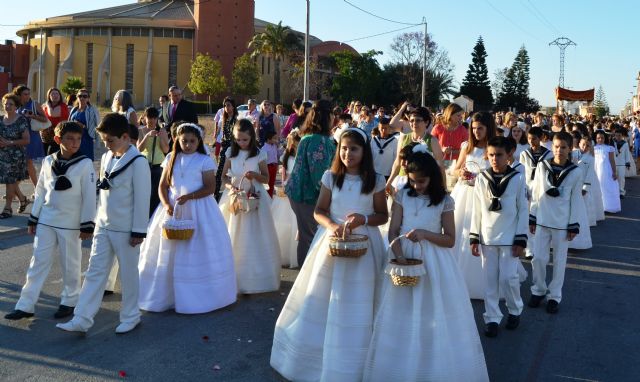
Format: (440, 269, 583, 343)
(613, 127, 631, 197)
(519, 126, 552, 259)
(57, 113, 150, 334)
(528, 131, 582, 314)
(5, 122, 96, 321)
(470, 136, 528, 338)
(370, 117, 398, 180)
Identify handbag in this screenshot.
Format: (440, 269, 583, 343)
(29, 102, 52, 132)
(229, 175, 260, 215)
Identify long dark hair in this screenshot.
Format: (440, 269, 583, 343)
(222, 97, 238, 124)
(466, 111, 497, 154)
(282, 131, 301, 170)
(230, 118, 259, 158)
(166, 124, 207, 185)
(405, 150, 446, 206)
(300, 99, 332, 136)
(329, 129, 377, 194)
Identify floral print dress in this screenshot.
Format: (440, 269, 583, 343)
(285, 134, 336, 205)
(0, 115, 29, 184)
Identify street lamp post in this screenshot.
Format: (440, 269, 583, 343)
(303, 0, 310, 101)
(421, 18, 427, 107)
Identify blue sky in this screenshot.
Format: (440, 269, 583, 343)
(1, 0, 637, 111)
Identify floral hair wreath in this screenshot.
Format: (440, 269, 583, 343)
(177, 123, 204, 139)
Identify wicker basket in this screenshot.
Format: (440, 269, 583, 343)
(229, 175, 260, 215)
(275, 186, 287, 198)
(386, 236, 426, 287)
(162, 202, 195, 240)
(329, 223, 368, 258)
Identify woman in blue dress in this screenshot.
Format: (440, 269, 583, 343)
(68, 89, 100, 161)
(14, 85, 46, 191)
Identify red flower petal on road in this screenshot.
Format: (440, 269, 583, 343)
(118, 370, 127, 378)
(202, 335, 209, 341)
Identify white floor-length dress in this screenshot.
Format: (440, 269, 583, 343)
(594, 144, 621, 213)
(219, 148, 281, 293)
(138, 152, 237, 314)
(272, 156, 298, 268)
(363, 191, 489, 382)
(271, 171, 387, 382)
(450, 143, 489, 299)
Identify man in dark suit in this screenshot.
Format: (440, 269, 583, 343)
(161, 86, 198, 125)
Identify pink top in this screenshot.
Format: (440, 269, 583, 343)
(431, 124, 468, 160)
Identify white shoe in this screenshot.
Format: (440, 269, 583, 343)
(115, 320, 140, 334)
(56, 320, 88, 333)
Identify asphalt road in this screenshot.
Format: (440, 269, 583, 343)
(1, 179, 639, 382)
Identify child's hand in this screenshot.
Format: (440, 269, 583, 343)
(27, 225, 36, 235)
(165, 204, 174, 216)
(529, 224, 536, 235)
(613, 173, 618, 180)
(176, 194, 191, 205)
(129, 237, 144, 247)
(512, 245, 524, 258)
(567, 231, 577, 241)
(471, 243, 481, 257)
(345, 213, 366, 230)
(244, 171, 256, 180)
(405, 229, 426, 242)
(330, 223, 349, 238)
(79, 232, 92, 240)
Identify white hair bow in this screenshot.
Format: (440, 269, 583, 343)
(177, 123, 203, 138)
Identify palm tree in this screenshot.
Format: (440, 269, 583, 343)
(248, 21, 303, 103)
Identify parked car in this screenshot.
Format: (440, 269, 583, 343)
(237, 104, 249, 118)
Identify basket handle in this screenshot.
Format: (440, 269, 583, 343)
(236, 174, 255, 192)
(388, 235, 425, 261)
(173, 201, 185, 220)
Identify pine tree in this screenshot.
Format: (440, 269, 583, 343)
(513, 46, 530, 105)
(593, 85, 610, 117)
(496, 45, 539, 112)
(458, 36, 493, 111)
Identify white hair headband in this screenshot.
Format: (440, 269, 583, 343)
(339, 127, 368, 143)
(177, 123, 203, 138)
(412, 144, 429, 154)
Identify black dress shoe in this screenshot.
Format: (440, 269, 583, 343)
(4, 310, 34, 320)
(505, 314, 520, 330)
(53, 305, 74, 319)
(546, 299, 559, 314)
(103, 290, 114, 297)
(528, 294, 545, 308)
(484, 322, 499, 337)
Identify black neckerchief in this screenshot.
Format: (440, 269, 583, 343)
(542, 159, 577, 197)
(615, 140, 625, 154)
(481, 166, 518, 211)
(51, 151, 88, 190)
(524, 146, 549, 180)
(372, 132, 398, 154)
(96, 154, 145, 190)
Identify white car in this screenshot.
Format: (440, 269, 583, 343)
(237, 104, 249, 118)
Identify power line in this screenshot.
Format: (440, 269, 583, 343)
(342, 24, 419, 43)
(342, 0, 423, 26)
(519, 0, 555, 36)
(482, 0, 544, 43)
(527, 0, 562, 35)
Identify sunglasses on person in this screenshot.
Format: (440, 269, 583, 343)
(409, 118, 424, 123)
(78, 94, 89, 98)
